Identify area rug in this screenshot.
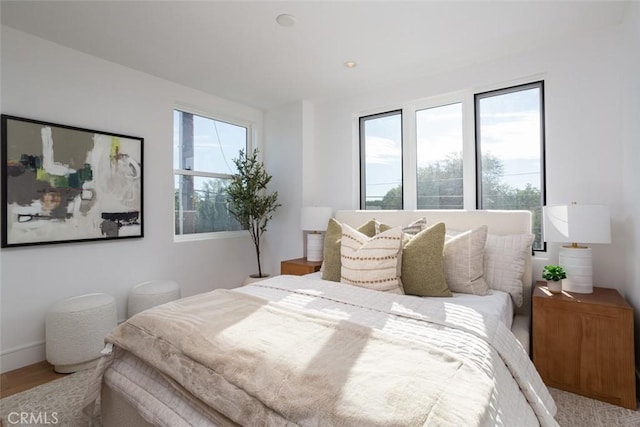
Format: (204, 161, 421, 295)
(0, 369, 96, 427)
(549, 387, 640, 426)
(1, 369, 640, 426)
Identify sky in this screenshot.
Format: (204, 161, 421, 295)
(173, 110, 246, 178)
(172, 86, 542, 200)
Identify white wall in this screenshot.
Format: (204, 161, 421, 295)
(307, 19, 639, 342)
(263, 101, 305, 275)
(262, 99, 336, 276)
(621, 2, 640, 361)
(0, 27, 264, 372)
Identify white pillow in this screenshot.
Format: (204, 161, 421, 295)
(483, 233, 534, 307)
(444, 226, 489, 295)
(340, 224, 404, 294)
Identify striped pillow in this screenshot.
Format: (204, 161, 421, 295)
(321, 218, 377, 282)
(376, 217, 427, 236)
(340, 224, 404, 294)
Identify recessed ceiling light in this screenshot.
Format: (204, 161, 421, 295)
(344, 61, 357, 69)
(276, 14, 296, 27)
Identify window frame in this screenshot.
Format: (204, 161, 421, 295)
(357, 79, 546, 251)
(414, 100, 465, 210)
(474, 81, 546, 208)
(359, 109, 404, 210)
(474, 81, 546, 250)
(173, 105, 254, 241)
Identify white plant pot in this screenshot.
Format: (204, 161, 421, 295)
(547, 280, 562, 294)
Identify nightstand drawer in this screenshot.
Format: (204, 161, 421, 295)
(280, 258, 322, 276)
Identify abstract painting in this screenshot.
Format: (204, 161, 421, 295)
(1, 115, 143, 247)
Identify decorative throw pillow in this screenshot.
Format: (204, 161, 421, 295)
(375, 217, 427, 236)
(321, 218, 377, 282)
(444, 226, 489, 296)
(483, 233, 534, 307)
(340, 224, 404, 294)
(401, 222, 451, 297)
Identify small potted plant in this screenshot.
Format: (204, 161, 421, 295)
(542, 265, 567, 294)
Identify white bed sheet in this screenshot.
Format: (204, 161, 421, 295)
(303, 272, 514, 329)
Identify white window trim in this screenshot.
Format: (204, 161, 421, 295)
(173, 104, 257, 242)
(174, 102, 256, 143)
(409, 91, 471, 210)
(175, 229, 249, 242)
(173, 170, 234, 180)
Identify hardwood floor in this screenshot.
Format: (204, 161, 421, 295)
(0, 361, 67, 398)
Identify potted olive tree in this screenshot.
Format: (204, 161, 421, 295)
(227, 148, 281, 281)
(542, 265, 567, 294)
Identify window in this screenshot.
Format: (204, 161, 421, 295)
(475, 82, 545, 250)
(416, 103, 464, 209)
(359, 110, 403, 209)
(173, 109, 248, 236)
(358, 80, 546, 250)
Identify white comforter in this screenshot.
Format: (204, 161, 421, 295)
(237, 276, 557, 426)
(87, 275, 557, 426)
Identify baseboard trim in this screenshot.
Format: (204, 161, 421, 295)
(0, 341, 46, 373)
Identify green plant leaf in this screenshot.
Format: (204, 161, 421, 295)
(226, 148, 281, 276)
(542, 264, 567, 281)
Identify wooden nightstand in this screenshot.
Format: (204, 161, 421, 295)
(533, 283, 636, 409)
(280, 258, 322, 276)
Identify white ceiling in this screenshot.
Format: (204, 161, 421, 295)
(1, 1, 630, 110)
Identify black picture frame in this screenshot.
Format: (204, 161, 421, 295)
(1, 114, 143, 247)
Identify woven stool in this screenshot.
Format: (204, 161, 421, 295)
(45, 293, 117, 373)
(127, 280, 181, 318)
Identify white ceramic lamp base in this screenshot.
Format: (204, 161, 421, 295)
(306, 232, 324, 262)
(559, 246, 593, 294)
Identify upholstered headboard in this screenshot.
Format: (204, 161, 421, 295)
(334, 209, 534, 321)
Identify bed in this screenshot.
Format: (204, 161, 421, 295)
(83, 210, 558, 426)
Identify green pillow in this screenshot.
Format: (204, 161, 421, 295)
(321, 218, 376, 282)
(401, 222, 451, 297)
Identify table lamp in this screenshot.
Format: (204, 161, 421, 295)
(543, 203, 611, 294)
(300, 207, 333, 262)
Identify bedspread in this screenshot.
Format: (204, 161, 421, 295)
(85, 275, 557, 426)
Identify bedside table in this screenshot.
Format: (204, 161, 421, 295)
(280, 258, 322, 276)
(533, 283, 636, 409)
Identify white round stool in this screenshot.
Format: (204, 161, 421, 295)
(45, 293, 117, 373)
(127, 280, 181, 318)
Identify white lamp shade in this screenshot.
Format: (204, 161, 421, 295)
(300, 207, 333, 231)
(543, 204, 611, 244)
